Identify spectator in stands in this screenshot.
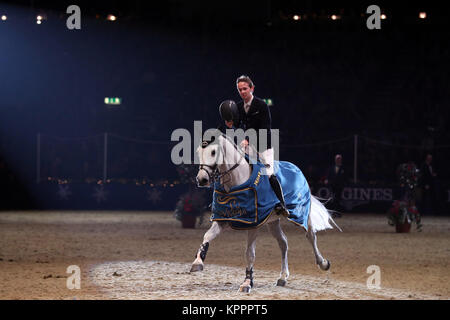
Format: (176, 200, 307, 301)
(325, 154, 347, 213)
(420, 153, 439, 215)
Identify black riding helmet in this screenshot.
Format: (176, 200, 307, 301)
(219, 100, 240, 125)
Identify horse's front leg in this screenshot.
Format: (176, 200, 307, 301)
(190, 221, 226, 272)
(267, 219, 289, 286)
(239, 228, 258, 293)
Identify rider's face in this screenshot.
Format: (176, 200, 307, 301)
(237, 81, 254, 102)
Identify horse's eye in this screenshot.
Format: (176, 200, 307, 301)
(211, 150, 215, 156)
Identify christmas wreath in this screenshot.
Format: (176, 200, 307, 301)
(387, 200, 422, 231)
(174, 191, 207, 225)
(387, 162, 422, 231)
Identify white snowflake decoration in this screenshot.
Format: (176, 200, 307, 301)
(147, 188, 162, 204)
(93, 185, 108, 203)
(57, 185, 72, 200)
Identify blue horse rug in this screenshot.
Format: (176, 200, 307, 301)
(211, 160, 311, 230)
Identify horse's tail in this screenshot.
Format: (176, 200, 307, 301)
(309, 195, 343, 233)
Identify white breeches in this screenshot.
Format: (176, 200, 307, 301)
(260, 148, 275, 176)
(244, 147, 275, 176)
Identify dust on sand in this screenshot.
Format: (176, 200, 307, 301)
(0, 211, 449, 299)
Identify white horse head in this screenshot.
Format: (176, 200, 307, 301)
(196, 134, 250, 192)
(196, 137, 222, 188)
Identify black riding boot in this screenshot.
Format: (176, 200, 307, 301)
(269, 175, 289, 217)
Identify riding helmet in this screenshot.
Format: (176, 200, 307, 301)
(219, 100, 239, 125)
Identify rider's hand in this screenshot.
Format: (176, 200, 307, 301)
(240, 139, 249, 148)
(225, 120, 234, 128)
(240, 139, 249, 153)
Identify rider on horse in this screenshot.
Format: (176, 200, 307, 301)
(218, 75, 289, 218)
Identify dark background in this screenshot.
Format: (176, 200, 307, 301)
(0, 0, 449, 212)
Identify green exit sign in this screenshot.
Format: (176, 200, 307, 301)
(263, 98, 273, 106)
(104, 97, 122, 105)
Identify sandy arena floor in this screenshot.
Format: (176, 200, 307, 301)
(0, 211, 449, 300)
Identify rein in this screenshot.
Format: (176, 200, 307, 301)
(199, 158, 242, 185)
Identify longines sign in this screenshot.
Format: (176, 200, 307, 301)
(315, 187, 393, 201)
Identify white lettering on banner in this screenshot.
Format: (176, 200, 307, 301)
(342, 188, 352, 201)
(384, 189, 393, 200)
(317, 187, 331, 199)
(341, 188, 392, 201)
(360, 188, 370, 200)
(373, 189, 383, 200)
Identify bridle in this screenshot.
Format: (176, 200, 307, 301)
(199, 161, 241, 185)
(198, 163, 220, 183)
(199, 136, 245, 185)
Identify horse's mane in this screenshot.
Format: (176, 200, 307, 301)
(200, 132, 251, 169)
(219, 133, 247, 159)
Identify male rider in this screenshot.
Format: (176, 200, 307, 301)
(219, 75, 289, 217)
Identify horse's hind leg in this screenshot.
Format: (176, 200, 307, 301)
(267, 219, 289, 286)
(190, 221, 225, 272)
(239, 228, 258, 293)
(306, 216, 330, 271)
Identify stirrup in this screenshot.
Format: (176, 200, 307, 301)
(275, 203, 290, 218)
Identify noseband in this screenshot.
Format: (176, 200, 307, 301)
(198, 163, 220, 182)
(199, 161, 241, 185)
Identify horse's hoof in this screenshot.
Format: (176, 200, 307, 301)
(239, 286, 251, 293)
(320, 260, 331, 271)
(276, 279, 286, 287)
(190, 263, 204, 272)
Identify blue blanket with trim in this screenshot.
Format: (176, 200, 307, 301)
(211, 160, 310, 230)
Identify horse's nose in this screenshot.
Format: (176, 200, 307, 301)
(197, 176, 208, 186)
